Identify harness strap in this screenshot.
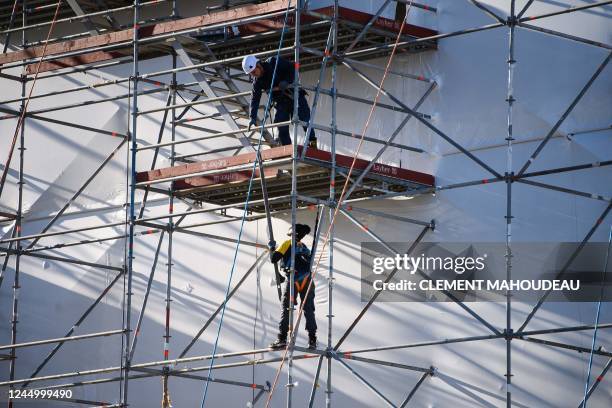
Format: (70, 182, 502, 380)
(295, 275, 310, 292)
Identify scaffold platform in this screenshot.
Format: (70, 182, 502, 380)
(136, 145, 435, 212)
(0, 0, 437, 74)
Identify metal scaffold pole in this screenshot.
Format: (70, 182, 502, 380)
(287, 1, 301, 404)
(326, 2, 339, 407)
(505, 2, 516, 406)
(7, 3, 27, 405)
(122, 0, 140, 405)
(161, 47, 177, 408)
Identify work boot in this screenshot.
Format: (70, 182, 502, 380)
(269, 336, 287, 349)
(308, 334, 317, 350)
(308, 137, 318, 149)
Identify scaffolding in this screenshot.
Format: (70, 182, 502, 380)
(0, 0, 611, 407)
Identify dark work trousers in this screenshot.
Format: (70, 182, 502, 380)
(273, 91, 316, 146)
(278, 276, 317, 339)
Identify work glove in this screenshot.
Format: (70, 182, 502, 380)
(268, 240, 277, 262)
(308, 137, 318, 149)
(268, 240, 277, 251)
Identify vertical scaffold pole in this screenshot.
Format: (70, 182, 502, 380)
(122, 1, 140, 405)
(287, 1, 302, 406)
(326, 1, 339, 407)
(162, 50, 177, 408)
(161, 11, 179, 402)
(1, 0, 19, 53)
(505, 2, 516, 407)
(8, 4, 27, 406)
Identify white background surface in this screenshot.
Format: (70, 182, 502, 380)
(1, 0, 611, 406)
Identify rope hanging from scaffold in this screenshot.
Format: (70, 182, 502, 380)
(265, 2, 416, 405)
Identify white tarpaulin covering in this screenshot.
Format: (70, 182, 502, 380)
(0, 1, 611, 407)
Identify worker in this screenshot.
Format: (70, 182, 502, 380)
(269, 223, 317, 350)
(242, 54, 317, 149)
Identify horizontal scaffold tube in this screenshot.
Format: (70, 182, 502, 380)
(0, 196, 290, 245)
(0, 330, 125, 351)
(136, 121, 291, 151)
(8, 324, 609, 388)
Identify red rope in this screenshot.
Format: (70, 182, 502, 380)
(265, 2, 416, 405)
(0, 0, 64, 200)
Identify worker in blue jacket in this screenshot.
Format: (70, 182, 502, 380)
(269, 223, 317, 350)
(242, 54, 317, 148)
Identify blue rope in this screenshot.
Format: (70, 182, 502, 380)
(199, 2, 293, 406)
(581, 225, 612, 408)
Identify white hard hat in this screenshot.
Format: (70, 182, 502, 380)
(242, 55, 259, 74)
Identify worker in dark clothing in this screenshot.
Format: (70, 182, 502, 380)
(242, 54, 317, 148)
(269, 223, 317, 350)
